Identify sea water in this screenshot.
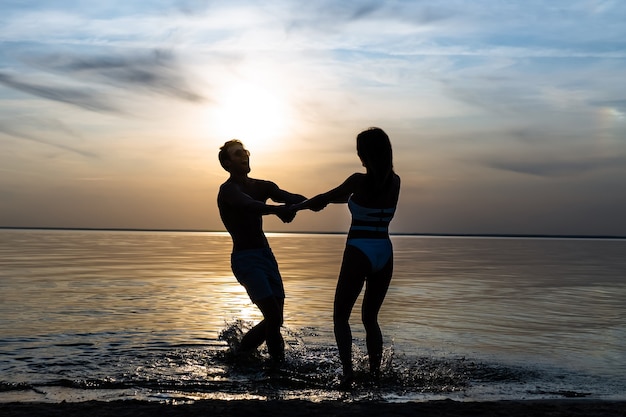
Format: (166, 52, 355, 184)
(0, 229, 624, 403)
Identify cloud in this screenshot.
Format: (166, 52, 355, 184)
(282, 1, 453, 38)
(0, 72, 120, 113)
(0, 116, 98, 158)
(23, 49, 204, 102)
(590, 99, 626, 112)
(174, 0, 213, 15)
(481, 153, 625, 177)
(0, 49, 204, 114)
(307, 1, 453, 24)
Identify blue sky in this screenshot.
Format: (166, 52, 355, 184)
(1, 0, 625, 235)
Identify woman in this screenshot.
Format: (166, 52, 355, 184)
(294, 127, 401, 388)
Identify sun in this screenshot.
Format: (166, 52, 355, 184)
(211, 81, 292, 152)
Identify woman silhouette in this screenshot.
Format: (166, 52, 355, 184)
(293, 127, 401, 388)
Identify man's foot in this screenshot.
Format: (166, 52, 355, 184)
(230, 345, 261, 366)
(338, 372, 354, 390)
(262, 356, 285, 376)
(267, 352, 285, 366)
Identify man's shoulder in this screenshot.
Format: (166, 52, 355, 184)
(217, 180, 240, 204)
(249, 177, 274, 185)
(220, 177, 273, 186)
(218, 178, 277, 197)
(248, 178, 278, 191)
(218, 180, 236, 193)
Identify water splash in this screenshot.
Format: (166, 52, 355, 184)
(0, 321, 598, 403)
(210, 321, 507, 399)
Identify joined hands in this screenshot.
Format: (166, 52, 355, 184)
(276, 199, 328, 223)
(290, 200, 327, 213)
(276, 205, 297, 223)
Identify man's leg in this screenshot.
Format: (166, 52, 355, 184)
(255, 296, 284, 362)
(239, 320, 267, 353)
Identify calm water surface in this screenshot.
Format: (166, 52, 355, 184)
(0, 230, 624, 403)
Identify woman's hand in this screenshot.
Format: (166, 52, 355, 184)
(291, 199, 327, 212)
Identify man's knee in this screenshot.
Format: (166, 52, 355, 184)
(257, 296, 283, 327)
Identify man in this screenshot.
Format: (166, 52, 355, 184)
(217, 139, 306, 364)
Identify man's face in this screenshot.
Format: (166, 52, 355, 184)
(225, 143, 251, 174)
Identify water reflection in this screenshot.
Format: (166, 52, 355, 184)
(1, 230, 625, 402)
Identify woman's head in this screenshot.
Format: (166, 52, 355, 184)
(356, 127, 393, 184)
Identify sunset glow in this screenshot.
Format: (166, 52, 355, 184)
(1, 1, 625, 236)
(211, 81, 293, 152)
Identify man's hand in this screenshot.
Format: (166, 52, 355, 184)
(276, 205, 296, 223)
(290, 199, 327, 212)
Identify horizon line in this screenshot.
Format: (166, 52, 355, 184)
(1, 226, 625, 240)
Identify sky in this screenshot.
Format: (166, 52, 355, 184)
(1, 0, 625, 236)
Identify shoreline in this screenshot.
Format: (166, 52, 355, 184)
(1, 399, 625, 417)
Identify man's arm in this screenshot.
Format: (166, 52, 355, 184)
(266, 182, 307, 205)
(220, 182, 290, 216)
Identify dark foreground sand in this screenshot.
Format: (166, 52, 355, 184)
(1, 399, 625, 417)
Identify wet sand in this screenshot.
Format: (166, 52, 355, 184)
(1, 399, 625, 417)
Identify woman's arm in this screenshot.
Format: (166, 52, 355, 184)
(293, 173, 363, 212)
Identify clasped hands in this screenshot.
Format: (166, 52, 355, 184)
(275, 200, 328, 223)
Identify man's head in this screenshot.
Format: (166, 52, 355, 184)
(219, 139, 250, 173)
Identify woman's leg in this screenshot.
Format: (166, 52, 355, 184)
(334, 245, 369, 384)
(362, 256, 393, 378)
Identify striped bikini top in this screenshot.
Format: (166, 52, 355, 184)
(347, 197, 396, 239)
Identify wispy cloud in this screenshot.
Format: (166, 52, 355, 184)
(0, 73, 119, 113)
(483, 154, 626, 177)
(0, 116, 97, 158)
(590, 99, 626, 113)
(0, 49, 204, 114)
(22, 49, 204, 102)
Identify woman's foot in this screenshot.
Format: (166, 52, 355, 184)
(370, 365, 381, 382)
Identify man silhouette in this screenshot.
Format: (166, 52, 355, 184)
(217, 140, 306, 363)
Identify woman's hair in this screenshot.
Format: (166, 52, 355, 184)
(356, 127, 394, 188)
